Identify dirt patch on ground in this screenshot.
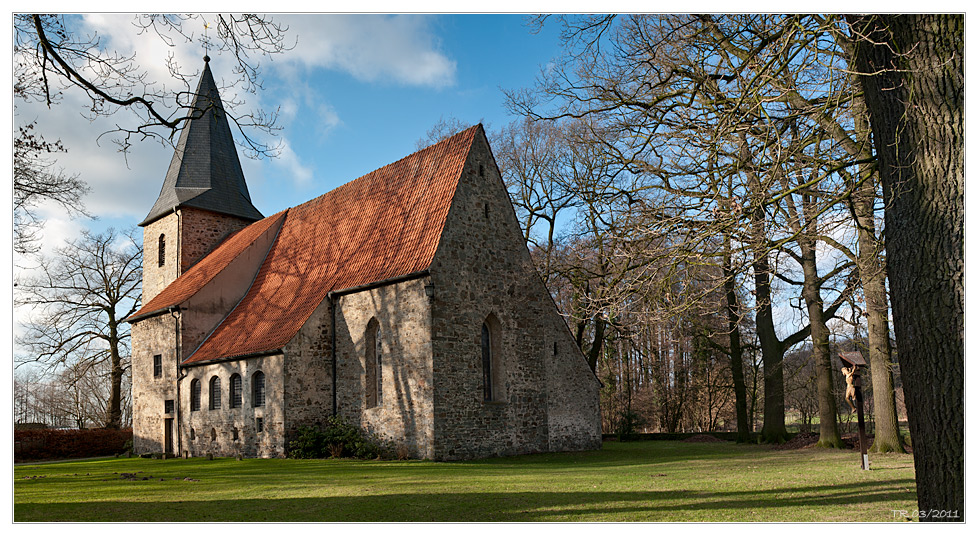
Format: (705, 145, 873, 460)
(682, 434, 727, 443)
(770, 432, 912, 453)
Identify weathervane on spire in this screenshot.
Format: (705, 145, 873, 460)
(201, 19, 212, 62)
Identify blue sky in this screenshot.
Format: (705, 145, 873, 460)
(13, 14, 566, 248)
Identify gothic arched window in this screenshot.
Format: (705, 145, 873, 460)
(190, 379, 201, 411)
(229, 374, 242, 409)
(482, 314, 503, 402)
(209, 376, 222, 410)
(252, 371, 266, 407)
(365, 318, 381, 408)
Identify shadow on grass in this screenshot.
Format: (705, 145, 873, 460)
(16, 477, 916, 522)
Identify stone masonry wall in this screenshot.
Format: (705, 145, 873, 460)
(142, 214, 180, 304)
(179, 207, 255, 272)
(131, 314, 179, 454)
(428, 130, 602, 460)
(180, 354, 286, 458)
(141, 208, 255, 304)
(545, 313, 603, 451)
(334, 278, 434, 459)
(282, 297, 334, 446)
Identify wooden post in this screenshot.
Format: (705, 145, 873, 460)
(854, 370, 869, 470)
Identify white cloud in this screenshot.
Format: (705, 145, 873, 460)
(276, 14, 456, 87)
(274, 139, 314, 188)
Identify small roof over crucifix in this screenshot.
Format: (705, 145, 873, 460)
(839, 351, 867, 368)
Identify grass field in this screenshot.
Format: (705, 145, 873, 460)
(14, 440, 917, 522)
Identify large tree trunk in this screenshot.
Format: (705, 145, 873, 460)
(105, 316, 123, 429)
(587, 314, 606, 373)
(850, 14, 964, 521)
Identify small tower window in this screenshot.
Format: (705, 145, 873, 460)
(153, 354, 162, 378)
(229, 374, 242, 409)
(158, 234, 166, 267)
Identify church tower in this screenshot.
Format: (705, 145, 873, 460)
(140, 56, 263, 303)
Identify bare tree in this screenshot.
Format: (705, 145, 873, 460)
(14, 14, 290, 157)
(509, 14, 902, 449)
(13, 122, 89, 255)
(15, 228, 142, 429)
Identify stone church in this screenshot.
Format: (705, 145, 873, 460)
(127, 59, 602, 460)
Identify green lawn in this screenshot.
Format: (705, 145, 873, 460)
(14, 440, 917, 522)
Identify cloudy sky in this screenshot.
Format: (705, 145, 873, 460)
(12, 13, 566, 256)
(8, 12, 576, 358)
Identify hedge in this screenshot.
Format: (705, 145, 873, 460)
(14, 428, 132, 462)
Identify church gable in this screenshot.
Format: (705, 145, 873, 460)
(425, 127, 602, 459)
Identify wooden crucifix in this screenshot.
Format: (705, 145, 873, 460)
(839, 351, 869, 470)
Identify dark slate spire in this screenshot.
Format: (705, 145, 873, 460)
(140, 58, 263, 226)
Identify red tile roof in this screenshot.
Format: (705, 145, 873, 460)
(179, 125, 480, 364)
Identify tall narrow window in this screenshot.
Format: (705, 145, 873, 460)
(153, 354, 162, 378)
(158, 234, 166, 267)
(229, 374, 242, 408)
(482, 314, 503, 402)
(482, 323, 493, 401)
(252, 371, 265, 407)
(190, 379, 201, 411)
(209, 376, 222, 410)
(364, 318, 381, 408)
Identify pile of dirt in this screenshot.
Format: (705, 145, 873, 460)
(682, 434, 726, 443)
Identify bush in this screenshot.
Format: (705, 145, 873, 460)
(287, 417, 382, 460)
(14, 428, 133, 462)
